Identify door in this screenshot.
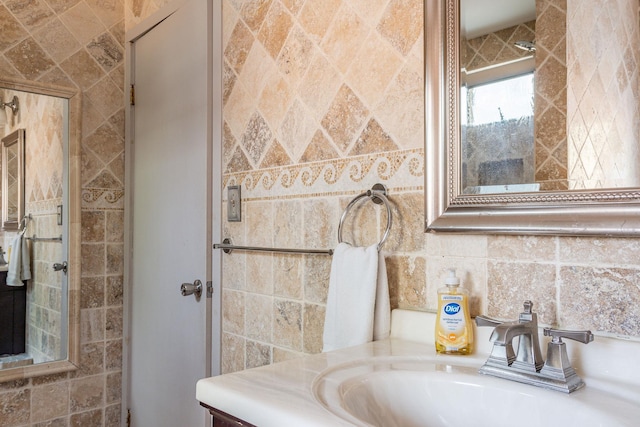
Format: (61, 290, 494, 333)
(126, 1, 214, 425)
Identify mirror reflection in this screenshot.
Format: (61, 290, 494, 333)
(0, 84, 70, 373)
(460, 0, 640, 194)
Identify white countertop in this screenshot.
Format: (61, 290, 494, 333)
(196, 309, 640, 426)
(197, 338, 460, 426)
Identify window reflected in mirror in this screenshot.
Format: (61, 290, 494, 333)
(462, 72, 535, 193)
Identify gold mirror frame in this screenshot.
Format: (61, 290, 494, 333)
(425, 0, 640, 235)
(1, 129, 25, 231)
(0, 77, 81, 382)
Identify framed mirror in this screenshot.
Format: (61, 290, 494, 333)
(0, 77, 80, 382)
(1, 129, 25, 231)
(425, 0, 640, 235)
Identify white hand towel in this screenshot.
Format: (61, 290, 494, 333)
(6, 234, 31, 286)
(322, 242, 391, 352)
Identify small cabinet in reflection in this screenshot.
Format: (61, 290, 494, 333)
(0, 269, 26, 356)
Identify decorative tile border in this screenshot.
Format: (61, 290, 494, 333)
(223, 149, 424, 200)
(81, 188, 125, 209)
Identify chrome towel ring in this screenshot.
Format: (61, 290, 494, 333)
(337, 183, 393, 252)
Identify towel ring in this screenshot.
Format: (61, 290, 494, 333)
(337, 184, 393, 252)
(19, 214, 32, 235)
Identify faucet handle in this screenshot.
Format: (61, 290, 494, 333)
(543, 328, 594, 345)
(540, 328, 594, 392)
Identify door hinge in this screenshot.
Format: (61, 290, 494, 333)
(206, 280, 213, 298)
(130, 84, 135, 106)
(127, 408, 131, 427)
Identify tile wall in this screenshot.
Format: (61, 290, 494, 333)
(0, 0, 125, 425)
(535, 0, 568, 190)
(567, 0, 640, 189)
(218, 0, 640, 376)
(220, 0, 425, 371)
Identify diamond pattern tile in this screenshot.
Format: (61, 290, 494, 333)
(567, 0, 640, 188)
(223, 0, 424, 172)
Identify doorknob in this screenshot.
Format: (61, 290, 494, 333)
(180, 279, 202, 299)
(53, 261, 68, 274)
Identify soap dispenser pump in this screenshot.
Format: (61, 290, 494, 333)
(435, 269, 474, 355)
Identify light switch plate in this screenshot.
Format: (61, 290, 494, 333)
(227, 185, 241, 222)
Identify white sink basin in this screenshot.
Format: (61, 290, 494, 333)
(312, 357, 640, 427)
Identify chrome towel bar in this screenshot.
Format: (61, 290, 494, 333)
(214, 184, 393, 256)
(214, 238, 333, 255)
(26, 235, 63, 242)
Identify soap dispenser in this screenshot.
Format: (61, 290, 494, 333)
(435, 269, 474, 355)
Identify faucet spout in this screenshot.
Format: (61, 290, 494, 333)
(478, 301, 544, 372)
(490, 321, 535, 346)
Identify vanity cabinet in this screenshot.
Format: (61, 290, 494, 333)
(0, 271, 26, 355)
(201, 403, 257, 427)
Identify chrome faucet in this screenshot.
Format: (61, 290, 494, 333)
(476, 300, 594, 393)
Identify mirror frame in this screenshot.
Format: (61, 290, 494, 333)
(1, 129, 25, 231)
(0, 77, 81, 382)
(425, 0, 640, 236)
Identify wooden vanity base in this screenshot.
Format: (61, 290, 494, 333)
(200, 403, 257, 427)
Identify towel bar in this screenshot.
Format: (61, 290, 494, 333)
(338, 183, 393, 251)
(26, 235, 63, 243)
(214, 238, 333, 255)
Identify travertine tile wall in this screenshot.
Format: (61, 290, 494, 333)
(567, 0, 640, 189)
(535, 0, 568, 190)
(463, 20, 534, 71)
(219, 0, 640, 376)
(220, 0, 425, 371)
(0, 0, 125, 425)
